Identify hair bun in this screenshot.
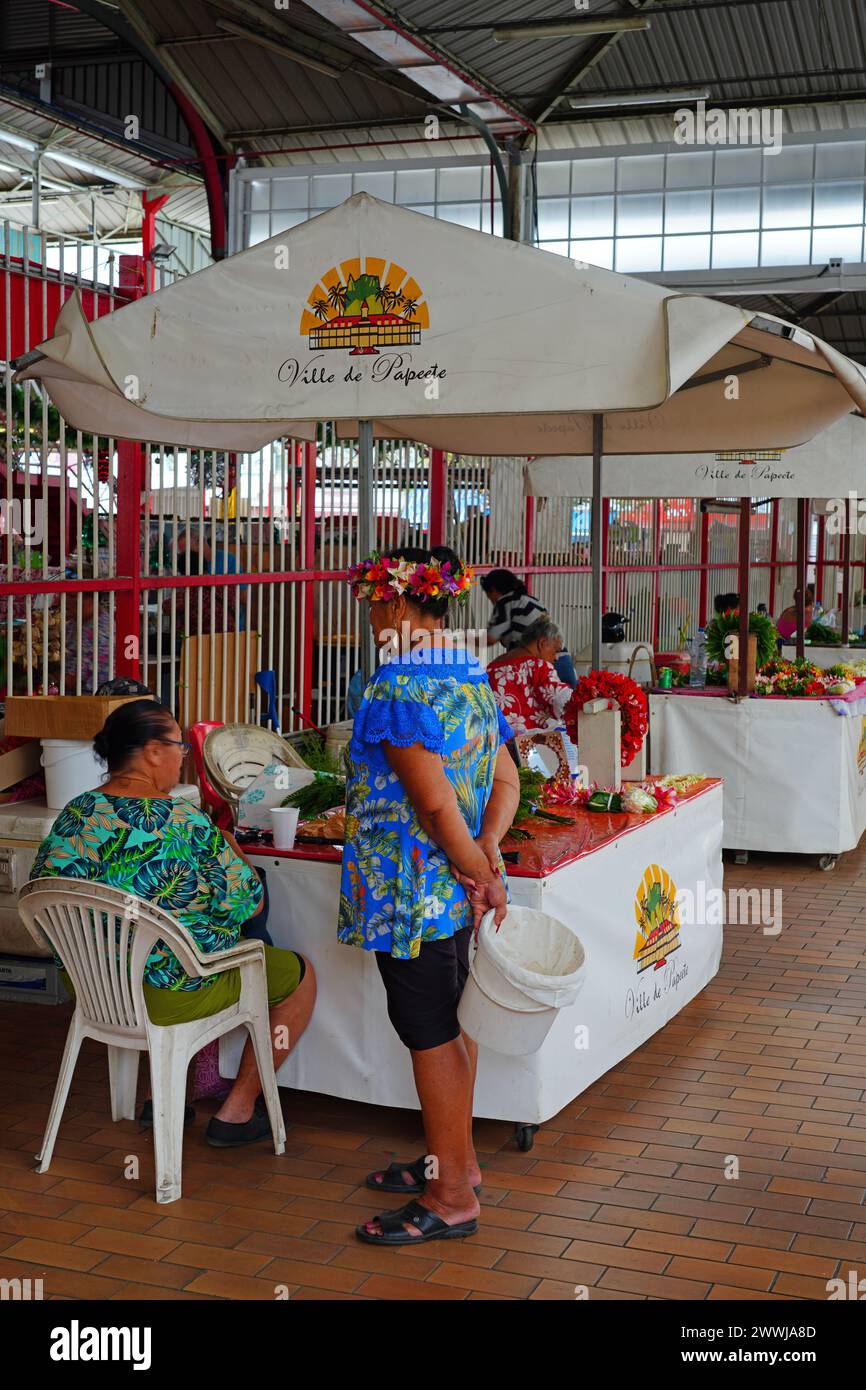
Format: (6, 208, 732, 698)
(93, 730, 109, 763)
(431, 545, 462, 570)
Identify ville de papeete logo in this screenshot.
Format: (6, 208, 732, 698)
(300, 257, 428, 356)
(634, 864, 682, 974)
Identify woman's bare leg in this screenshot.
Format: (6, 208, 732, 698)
(216, 961, 316, 1122)
(362, 1034, 479, 1237)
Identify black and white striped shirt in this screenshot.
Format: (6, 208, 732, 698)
(487, 593, 549, 650)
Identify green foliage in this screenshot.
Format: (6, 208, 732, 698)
(281, 772, 345, 819)
(294, 732, 344, 776)
(704, 609, 779, 670)
(805, 621, 841, 646)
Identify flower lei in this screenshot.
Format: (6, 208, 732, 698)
(565, 670, 649, 768)
(346, 551, 473, 605)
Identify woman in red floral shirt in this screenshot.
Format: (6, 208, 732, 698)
(487, 618, 573, 735)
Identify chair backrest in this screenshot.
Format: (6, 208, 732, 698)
(202, 723, 307, 814)
(17, 880, 205, 1037)
(188, 720, 232, 827)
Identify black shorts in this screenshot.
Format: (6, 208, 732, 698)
(375, 928, 472, 1052)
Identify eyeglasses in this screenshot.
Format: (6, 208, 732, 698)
(161, 738, 191, 753)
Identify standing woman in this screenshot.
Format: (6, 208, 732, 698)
(342, 546, 519, 1246)
(481, 568, 577, 687)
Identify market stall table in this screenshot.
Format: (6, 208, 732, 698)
(781, 644, 866, 669)
(649, 688, 866, 864)
(222, 780, 723, 1148)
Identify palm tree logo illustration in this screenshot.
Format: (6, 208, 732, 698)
(303, 262, 426, 355)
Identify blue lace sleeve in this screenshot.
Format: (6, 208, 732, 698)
(497, 706, 515, 744)
(352, 678, 444, 754)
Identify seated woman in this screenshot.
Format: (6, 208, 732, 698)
(486, 618, 574, 735)
(776, 584, 815, 641)
(31, 699, 315, 1148)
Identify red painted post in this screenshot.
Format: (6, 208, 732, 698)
(428, 448, 446, 548)
(141, 192, 171, 293)
(299, 441, 317, 728)
(114, 440, 145, 678)
(768, 498, 779, 618)
(698, 506, 709, 628)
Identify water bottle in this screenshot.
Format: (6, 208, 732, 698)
(688, 628, 708, 687)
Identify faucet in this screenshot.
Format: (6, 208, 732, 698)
(627, 643, 658, 686)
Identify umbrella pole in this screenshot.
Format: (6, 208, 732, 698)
(591, 413, 604, 670)
(738, 497, 751, 697)
(358, 419, 376, 682)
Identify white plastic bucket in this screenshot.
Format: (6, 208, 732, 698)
(41, 739, 104, 809)
(458, 906, 586, 1056)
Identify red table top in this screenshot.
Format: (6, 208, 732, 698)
(246, 778, 722, 881)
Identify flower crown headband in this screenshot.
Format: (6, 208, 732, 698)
(347, 552, 474, 605)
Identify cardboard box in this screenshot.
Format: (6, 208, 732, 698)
(0, 740, 41, 792)
(4, 695, 143, 741)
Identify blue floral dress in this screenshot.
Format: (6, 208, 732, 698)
(31, 791, 263, 992)
(338, 646, 513, 960)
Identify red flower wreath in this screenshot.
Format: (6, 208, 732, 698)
(565, 670, 649, 769)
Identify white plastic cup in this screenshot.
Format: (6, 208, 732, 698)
(270, 806, 299, 850)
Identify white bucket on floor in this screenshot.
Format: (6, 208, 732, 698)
(458, 907, 586, 1056)
(41, 739, 104, 809)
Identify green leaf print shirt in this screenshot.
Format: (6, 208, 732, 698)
(31, 791, 263, 991)
(338, 645, 513, 960)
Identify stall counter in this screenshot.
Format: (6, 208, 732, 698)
(221, 781, 724, 1142)
(649, 689, 866, 860)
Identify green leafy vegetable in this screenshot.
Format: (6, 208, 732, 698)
(281, 772, 344, 819)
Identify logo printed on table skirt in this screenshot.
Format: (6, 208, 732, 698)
(857, 717, 866, 776)
(633, 863, 681, 974)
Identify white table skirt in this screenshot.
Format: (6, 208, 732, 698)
(649, 692, 866, 855)
(220, 784, 724, 1126)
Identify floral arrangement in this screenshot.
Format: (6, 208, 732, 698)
(704, 608, 779, 670)
(753, 657, 860, 697)
(346, 551, 473, 605)
(542, 778, 679, 814)
(565, 670, 648, 768)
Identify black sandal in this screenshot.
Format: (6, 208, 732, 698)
(356, 1198, 478, 1246)
(365, 1153, 482, 1197)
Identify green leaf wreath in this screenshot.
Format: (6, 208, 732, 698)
(704, 609, 779, 670)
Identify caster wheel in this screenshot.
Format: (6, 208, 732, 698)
(818, 854, 837, 872)
(515, 1123, 539, 1152)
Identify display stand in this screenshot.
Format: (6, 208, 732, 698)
(222, 782, 724, 1144)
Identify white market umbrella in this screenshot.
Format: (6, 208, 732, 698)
(14, 192, 866, 664)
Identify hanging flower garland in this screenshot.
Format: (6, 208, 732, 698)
(565, 670, 649, 768)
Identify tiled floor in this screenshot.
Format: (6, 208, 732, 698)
(1, 847, 865, 1301)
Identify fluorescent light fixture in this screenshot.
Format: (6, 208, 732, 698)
(0, 127, 38, 152)
(41, 148, 147, 189)
(569, 89, 710, 110)
(494, 17, 650, 40)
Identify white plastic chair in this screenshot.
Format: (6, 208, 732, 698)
(17, 878, 286, 1204)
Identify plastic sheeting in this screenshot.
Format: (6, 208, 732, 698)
(220, 783, 723, 1124)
